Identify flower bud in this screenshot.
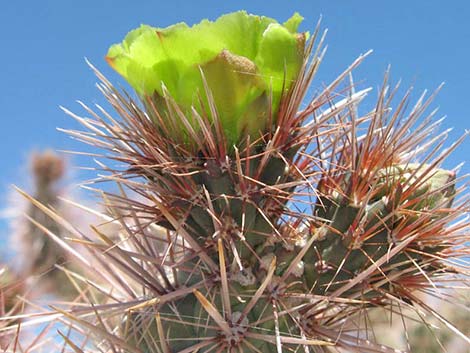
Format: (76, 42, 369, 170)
(376, 164, 456, 210)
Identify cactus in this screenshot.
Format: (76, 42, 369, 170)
(16, 10, 470, 353)
(11, 150, 80, 299)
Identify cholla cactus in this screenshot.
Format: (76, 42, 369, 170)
(21, 11, 470, 353)
(12, 151, 80, 298)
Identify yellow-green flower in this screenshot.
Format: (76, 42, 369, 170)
(107, 11, 307, 147)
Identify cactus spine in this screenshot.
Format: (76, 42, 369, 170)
(17, 11, 469, 353)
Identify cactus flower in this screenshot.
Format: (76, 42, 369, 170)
(106, 11, 307, 146)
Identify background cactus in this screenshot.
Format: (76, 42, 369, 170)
(8, 10, 470, 353)
(22, 151, 66, 277)
(0, 151, 83, 352)
(8, 150, 82, 299)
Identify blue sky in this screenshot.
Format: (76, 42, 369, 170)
(1, 1, 469, 245)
